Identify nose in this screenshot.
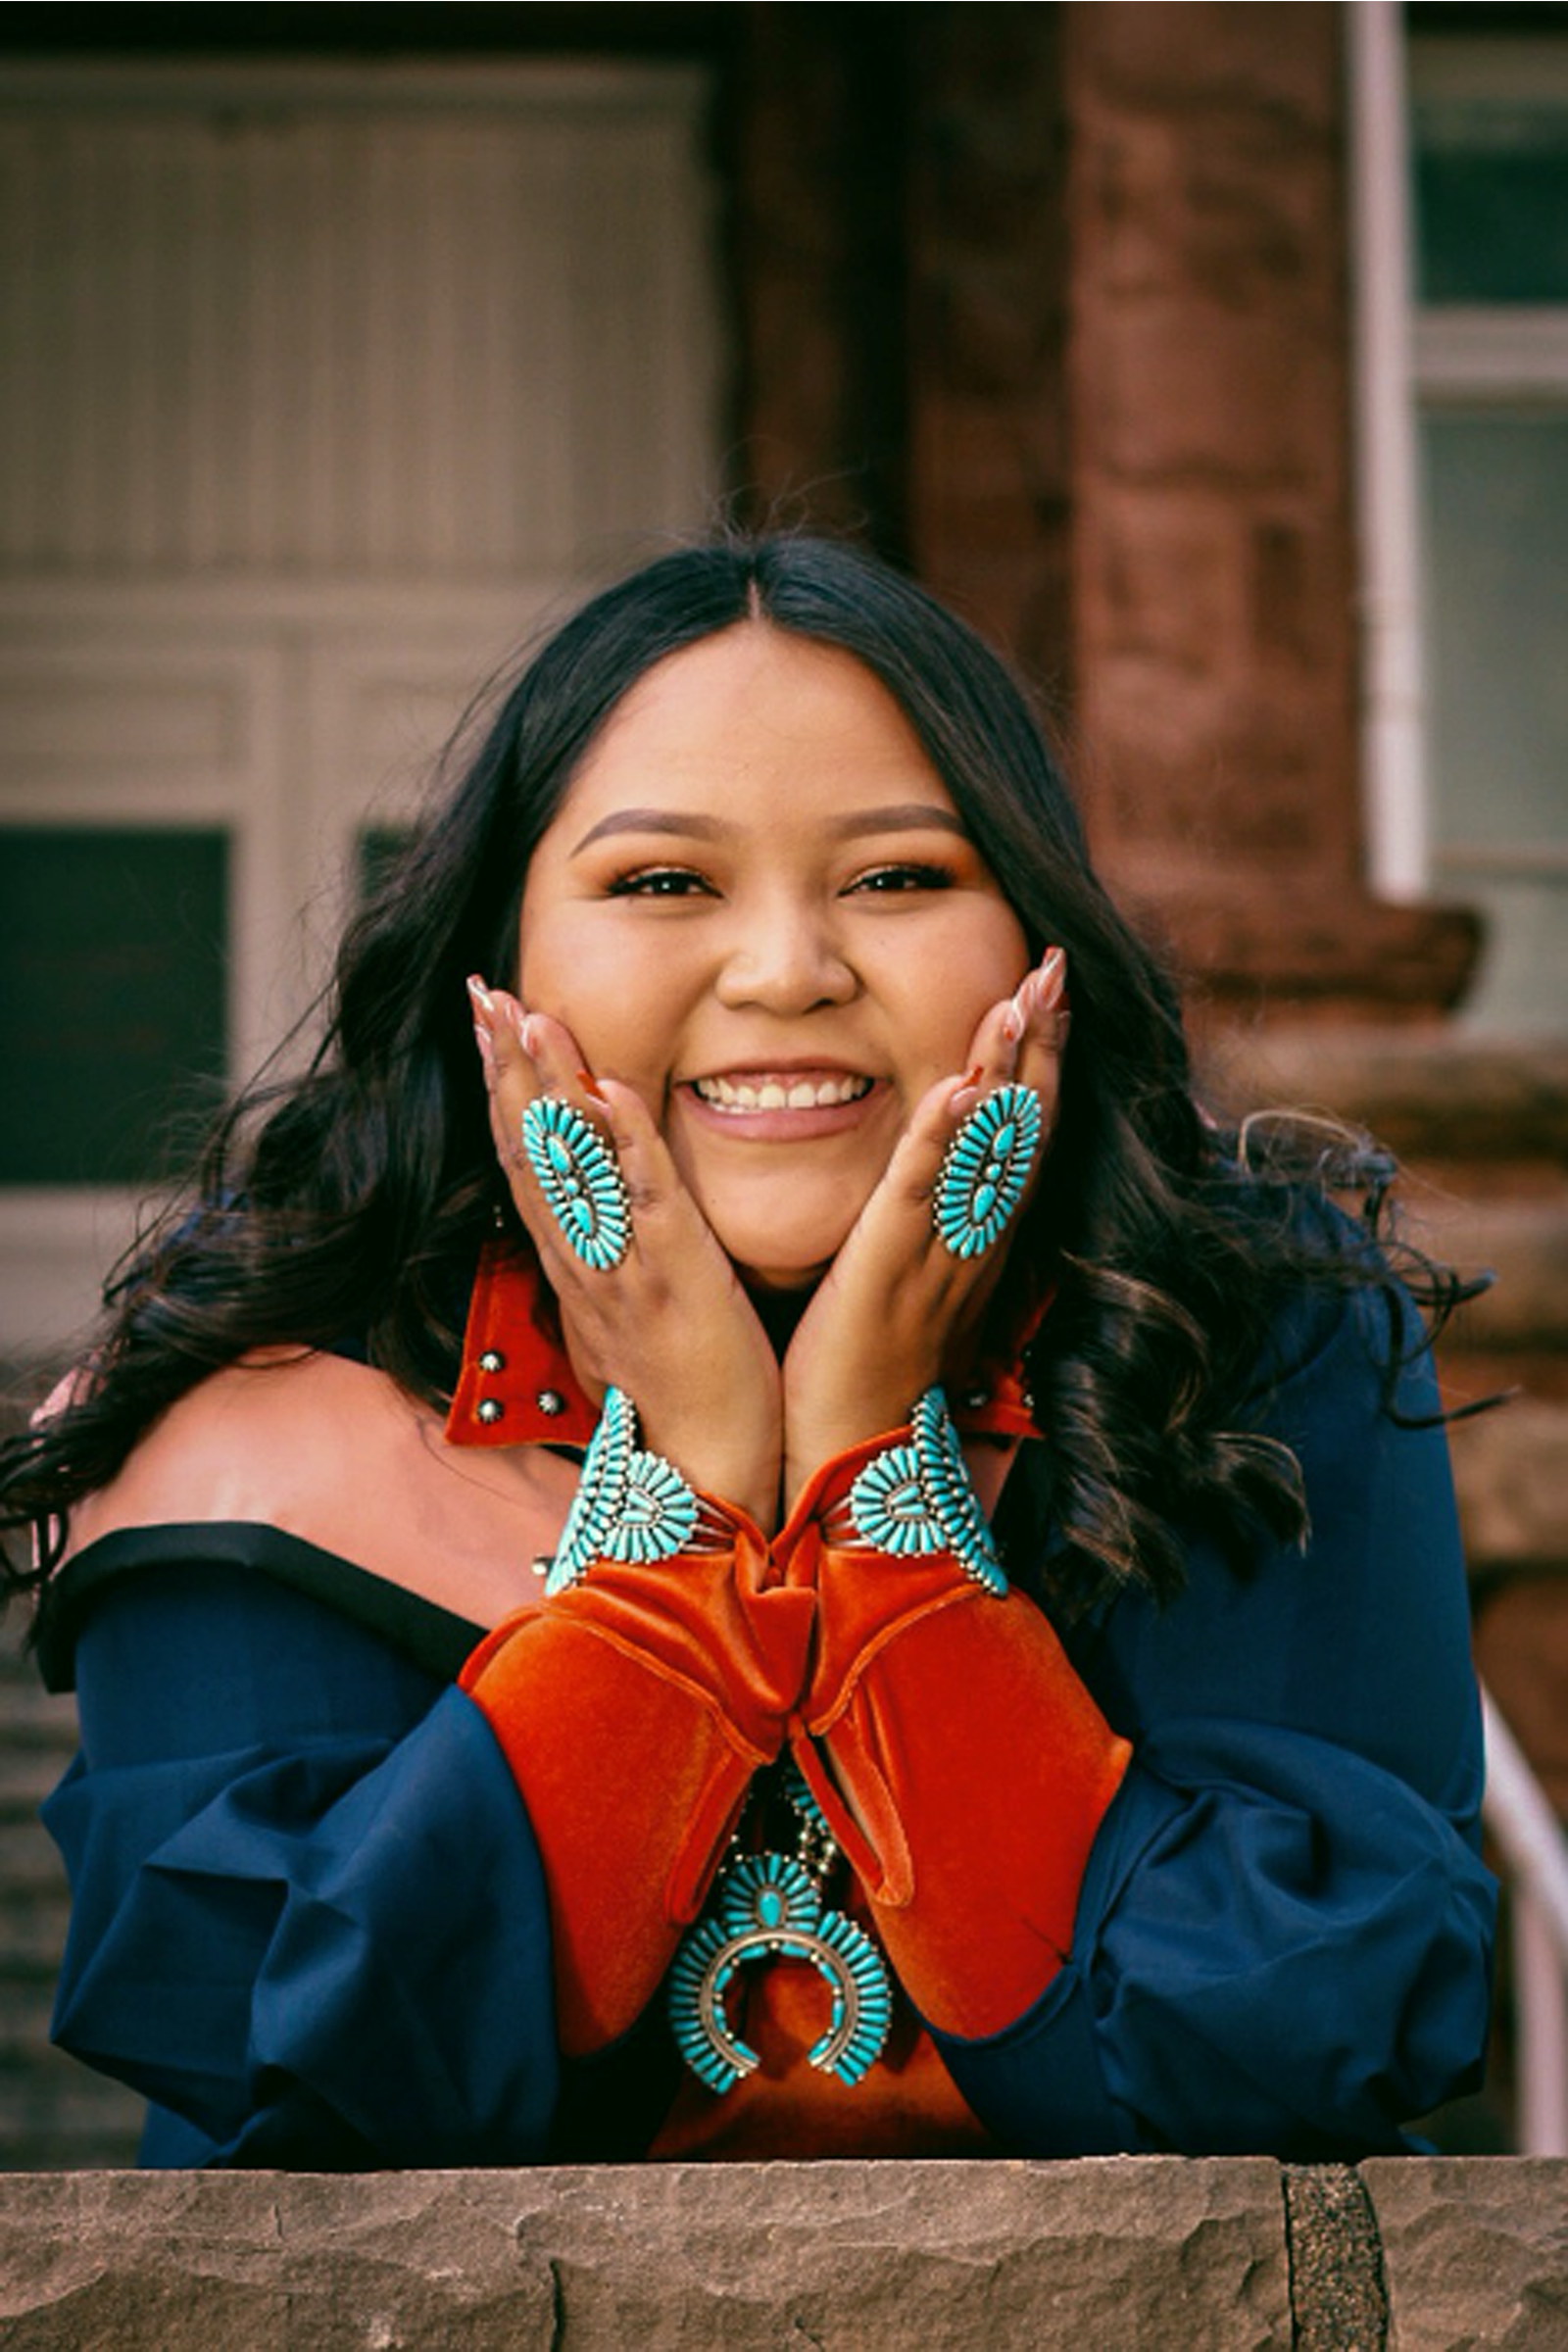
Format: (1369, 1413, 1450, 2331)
(713, 892, 858, 1014)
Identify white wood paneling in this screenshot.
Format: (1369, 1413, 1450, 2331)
(0, 64, 723, 1357)
(0, 66, 720, 580)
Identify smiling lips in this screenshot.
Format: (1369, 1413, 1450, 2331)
(691, 1072, 874, 1114)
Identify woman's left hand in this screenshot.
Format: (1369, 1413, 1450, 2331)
(779, 949, 1068, 1506)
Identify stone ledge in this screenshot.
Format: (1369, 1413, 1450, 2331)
(0, 2158, 1559, 2350)
(1361, 2159, 1568, 2352)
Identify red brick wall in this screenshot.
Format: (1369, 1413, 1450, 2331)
(1062, 6, 1359, 888)
(905, 5, 1074, 693)
(731, 1, 1477, 1017)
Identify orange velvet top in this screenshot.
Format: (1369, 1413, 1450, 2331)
(445, 1246, 1122, 2162)
(44, 1242, 1127, 2165)
(39, 1238, 1495, 2168)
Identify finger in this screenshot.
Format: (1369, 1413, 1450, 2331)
(490, 997, 595, 1132)
(511, 1004, 594, 1103)
(469, 986, 622, 1269)
(918, 956, 1066, 1262)
(509, 1025, 703, 1242)
(473, 987, 726, 1277)
(887, 1066, 987, 1209)
(590, 1075, 698, 1230)
(1011, 946, 1070, 1103)
(468, 980, 544, 1134)
(948, 1007, 1014, 1118)
(951, 946, 1065, 1095)
(947, 950, 1068, 1131)
(821, 1072, 996, 1309)
(467, 977, 537, 1178)
(491, 998, 602, 1159)
(842, 953, 1059, 1248)
(466, 974, 501, 1095)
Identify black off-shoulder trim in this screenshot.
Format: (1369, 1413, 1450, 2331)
(35, 1523, 486, 1693)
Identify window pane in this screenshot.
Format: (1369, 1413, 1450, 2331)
(0, 829, 228, 1186)
(1438, 874, 1568, 1041)
(1421, 415, 1568, 1030)
(1422, 415, 1568, 848)
(1413, 88, 1568, 304)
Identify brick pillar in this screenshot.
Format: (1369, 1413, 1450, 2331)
(724, 2, 910, 557)
(1060, 1, 1477, 1019)
(904, 5, 1074, 690)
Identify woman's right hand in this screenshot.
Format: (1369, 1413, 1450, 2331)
(470, 981, 783, 1531)
(776, 948, 1068, 1504)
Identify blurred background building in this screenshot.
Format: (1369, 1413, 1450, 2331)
(0, 0, 1564, 2163)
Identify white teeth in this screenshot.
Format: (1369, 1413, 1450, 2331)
(693, 1073, 871, 1113)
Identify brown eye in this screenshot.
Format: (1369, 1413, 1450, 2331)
(849, 863, 955, 895)
(607, 866, 713, 899)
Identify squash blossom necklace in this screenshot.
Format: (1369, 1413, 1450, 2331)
(667, 1761, 894, 2093)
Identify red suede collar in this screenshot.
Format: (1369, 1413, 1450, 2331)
(444, 1241, 1048, 1451)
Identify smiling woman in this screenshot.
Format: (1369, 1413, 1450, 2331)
(516, 627, 1029, 1298)
(0, 534, 1494, 2169)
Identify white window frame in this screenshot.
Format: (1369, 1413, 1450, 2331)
(1347, 8, 1568, 909)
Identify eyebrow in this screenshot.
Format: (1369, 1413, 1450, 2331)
(569, 802, 969, 855)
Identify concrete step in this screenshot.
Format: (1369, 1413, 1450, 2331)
(1205, 1029, 1568, 1165)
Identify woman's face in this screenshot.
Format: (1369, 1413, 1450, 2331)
(517, 622, 1030, 1291)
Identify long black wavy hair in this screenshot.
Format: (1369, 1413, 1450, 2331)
(0, 533, 1470, 1611)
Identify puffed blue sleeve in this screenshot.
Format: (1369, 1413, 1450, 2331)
(935, 1282, 1497, 2157)
(41, 1560, 563, 2166)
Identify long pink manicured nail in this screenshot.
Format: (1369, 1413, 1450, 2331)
(518, 1011, 542, 1058)
(949, 1063, 985, 1114)
(466, 973, 495, 1018)
(1036, 947, 1067, 1006)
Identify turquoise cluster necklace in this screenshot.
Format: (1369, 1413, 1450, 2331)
(666, 1762, 894, 2094)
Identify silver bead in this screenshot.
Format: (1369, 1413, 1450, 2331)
(961, 1386, 989, 1410)
(478, 1348, 505, 1374)
(536, 1389, 565, 1417)
(476, 1397, 505, 1425)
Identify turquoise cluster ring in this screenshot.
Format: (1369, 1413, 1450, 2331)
(520, 1096, 633, 1271)
(931, 1082, 1042, 1261)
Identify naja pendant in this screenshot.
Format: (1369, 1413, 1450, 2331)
(666, 1853, 895, 2094)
